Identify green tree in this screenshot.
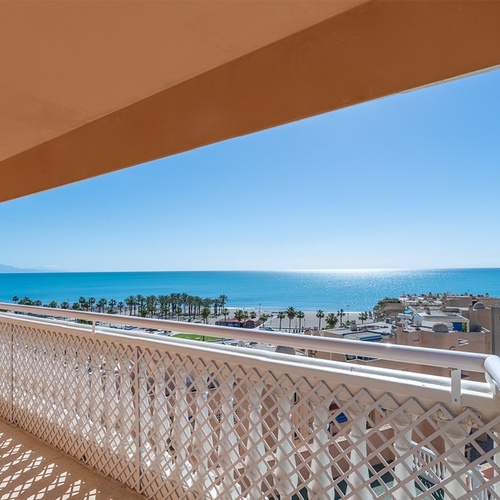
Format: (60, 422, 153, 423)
(97, 298, 107, 313)
(316, 309, 325, 330)
(48, 300, 58, 308)
(60, 301, 70, 309)
(286, 307, 296, 332)
(12, 296, 19, 303)
(201, 306, 211, 324)
(296, 310, 305, 332)
(222, 308, 229, 322)
(326, 313, 338, 329)
(219, 294, 228, 311)
(234, 309, 245, 324)
(108, 299, 117, 313)
(78, 296, 88, 311)
(277, 311, 285, 331)
(117, 301, 124, 314)
(125, 295, 136, 316)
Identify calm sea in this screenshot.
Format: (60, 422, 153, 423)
(1, 269, 500, 312)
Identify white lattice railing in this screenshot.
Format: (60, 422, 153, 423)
(0, 303, 499, 499)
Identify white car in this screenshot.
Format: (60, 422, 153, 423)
(259, 326, 275, 331)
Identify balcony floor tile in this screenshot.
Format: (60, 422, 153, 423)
(0, 418, 145, 499)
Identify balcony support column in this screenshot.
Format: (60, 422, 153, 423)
(495, 431, 500, 495)
(193, 373, 214, 493)
(245, 382, 266, 499)
(391, 414, 416, 500)
(347, 406, 369, 498)
(274, 389, 298, 498)
(309, 401, 335, 498)
(437, 415, 470, 499)
(218, 375, 241, 499)
(173, 368, 192, 485)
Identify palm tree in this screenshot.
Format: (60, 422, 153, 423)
(222, 308, 229, 322)
(296, 310, 305, 332)
(259, 313, 269, 326)
(88, 297, 96, 312)
(201, 306, 211, 324)
(212, 298, 220, 316)
(326, 313, 338, 329)
(360, 311, 368, 324)
(146, 295, 157, 317)
(234, 309, 245, 325)
(219, 294, 228, 311)
(277, 311, 285, 331)
(60, 301, 70, 309)
(79, 296, 88, 311)
(108, 299, 117, 313)
(97, 298, 107, 313)
(316, 309, 325, 331)
(12, 296, 19, 303)
(286, 307, 296, 332)
(125, 295, 136, 316)
(337, 308, 345, 327)
(117, 301, 124, 314)
(48, 300, 58, 308)
(136, 295, 146, 314)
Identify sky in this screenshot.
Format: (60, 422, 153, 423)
(1, 68, 500, 272)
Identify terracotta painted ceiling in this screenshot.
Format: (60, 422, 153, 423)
(0, 0, 499, 202)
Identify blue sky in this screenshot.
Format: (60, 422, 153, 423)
(1, 68, 500, 272)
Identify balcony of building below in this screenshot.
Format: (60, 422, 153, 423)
(0, 303, 499, 499)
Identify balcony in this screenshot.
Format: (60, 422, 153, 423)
(0, 303, 498, 499)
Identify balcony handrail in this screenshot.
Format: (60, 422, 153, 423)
(1, 302, 499, 386)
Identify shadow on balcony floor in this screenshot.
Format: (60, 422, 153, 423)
(0, 418, 144, 500)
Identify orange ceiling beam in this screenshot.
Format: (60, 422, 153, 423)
(1, 0, 499, 202)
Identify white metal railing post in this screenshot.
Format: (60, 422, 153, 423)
(391, 413, 417, 499)
(451, 368, 462, 406)
(347, 404, 369, 499)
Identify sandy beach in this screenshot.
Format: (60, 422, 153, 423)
(207, 307, 365, 332)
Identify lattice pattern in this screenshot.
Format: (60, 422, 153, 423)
(0, 317, 499, 499)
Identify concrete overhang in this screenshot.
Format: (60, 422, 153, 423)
(1, 0, 499, 202)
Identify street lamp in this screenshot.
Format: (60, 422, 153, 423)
(346, 304, 349, 322)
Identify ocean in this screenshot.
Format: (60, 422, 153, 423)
(1, 268, 499, 312)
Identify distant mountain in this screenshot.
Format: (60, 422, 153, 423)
(0, 262, 36, 273)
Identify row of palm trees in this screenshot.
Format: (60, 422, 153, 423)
(274, 307, 372, 332)
(11, 293, 229, 320)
